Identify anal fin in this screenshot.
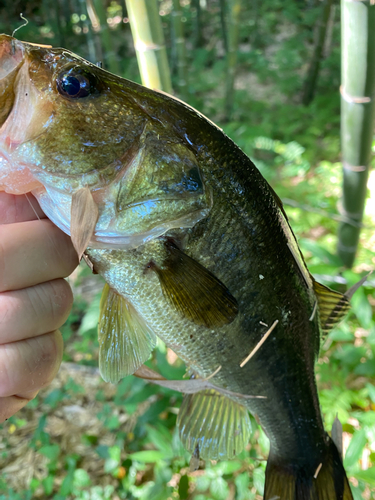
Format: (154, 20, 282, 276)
(98, 284, 156, 383)
(177, 389, 251, 460)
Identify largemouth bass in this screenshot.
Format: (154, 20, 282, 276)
(0, 35, 355, 499)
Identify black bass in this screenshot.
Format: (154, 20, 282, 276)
(0, 35, 355, 499)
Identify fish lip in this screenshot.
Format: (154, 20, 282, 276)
(0, 35, 25, 80)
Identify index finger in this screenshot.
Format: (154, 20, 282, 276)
(0, 192, 46, 224)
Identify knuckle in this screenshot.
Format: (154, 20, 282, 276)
(0, 229, 7, 292)
(49, 224, 78, 277)
(0, 294, 11, 329)
(44, 279, 74, 327)
(36, 331, 63, 388)
(0, 347, 12, 396)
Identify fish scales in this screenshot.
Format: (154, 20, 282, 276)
(0, 35, 354, 499)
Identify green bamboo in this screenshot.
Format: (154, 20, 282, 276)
(192, 0, 204, 48)
(301, 0, 334, 106)
(85, 0, 104, 66)
(337, 0, 375, 267)
(79, 0, 97, 64)
(219, 0, 229, 54)
(224, 0, 242, 121)
(92, 0, 120, 75)
(124, 0, 172, 93)
(171, 0, 188, 99)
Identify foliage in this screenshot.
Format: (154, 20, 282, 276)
(0, 0, 375, 498)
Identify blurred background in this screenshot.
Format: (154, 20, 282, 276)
(0, 0, 375, 499)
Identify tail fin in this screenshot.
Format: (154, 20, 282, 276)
(264, 438, 353, 500)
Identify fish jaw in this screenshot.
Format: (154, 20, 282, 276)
(0, 35, 24, 128)
(0, 35, 54, 194)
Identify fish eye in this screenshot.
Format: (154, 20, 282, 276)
(56, 66, 98, 99)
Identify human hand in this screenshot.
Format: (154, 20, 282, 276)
(0, 192, 78, 422)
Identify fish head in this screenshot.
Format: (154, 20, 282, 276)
(0, 35, 210, 248)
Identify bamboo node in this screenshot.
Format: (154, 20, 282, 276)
(343, 162, 366, 172)
(337, 241, 359, 253)
(337, 203, 363, 220)
(340, 85, 372, 104)
(135, 41, 164, 53)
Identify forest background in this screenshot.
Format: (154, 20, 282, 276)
(0, 0, 375, 499)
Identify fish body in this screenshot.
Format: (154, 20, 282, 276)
(0, 35, 353, 499)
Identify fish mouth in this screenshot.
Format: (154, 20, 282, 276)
(0, 35, 25, 128)
(0, 35, 24, 76)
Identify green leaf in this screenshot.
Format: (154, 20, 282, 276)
(354, 359, 375, 377)
(96, 445, 109, 459)
(38, 444, 60, 461)
(253, 467, 265, 494)
(366, 383, 375, 404)
(299, 239, 342, 266)
(178, 474, 189, 500)
(354, 468, 375, 487)
(105, 415, 121, 430)
(109, 445, 121, 462)
(195, 474, 211, 492)
(154, 462, 172, 484)
(104, 458, 119, 474)
(104, 445, 122, 473)
(73, 469, 91, 488)
(145, 425, 173, 456)
(212, 460, 242, 476)
(79, 295, 101, 335)
(344, 429, 367, 469)
(235, 473, 251, 500)
(59, 472, 74, 496)
(43, 389, 65, 408)
(42, 476, 54, 495)
(210, 477, 229, 500)
(351, 288, 372, 329)
(81, 434, 98, 446)
(128, 450, 165, 462)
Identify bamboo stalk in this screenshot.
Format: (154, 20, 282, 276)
(301, 0, 334, 106)
(337, 0, 375, 268)
(124, 0, 172, 93)
(79, 0, 97, 64)
(219, 0, 228, 54)
(92, 0, 120, 75)
(171, 0, 188, 99)
(224, 0, 242, 121)
(192, 0, 203, 48)
(86, 0, 104, 66)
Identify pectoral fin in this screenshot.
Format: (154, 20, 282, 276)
(98, 284, 156, 383)
(152, 241, 238, 328)
(313, 280, 350, 336)
(177, 389, 251, 460)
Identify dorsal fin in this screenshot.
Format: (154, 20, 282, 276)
(98, 284, 156, 383)
(313, 280, 350, 335)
